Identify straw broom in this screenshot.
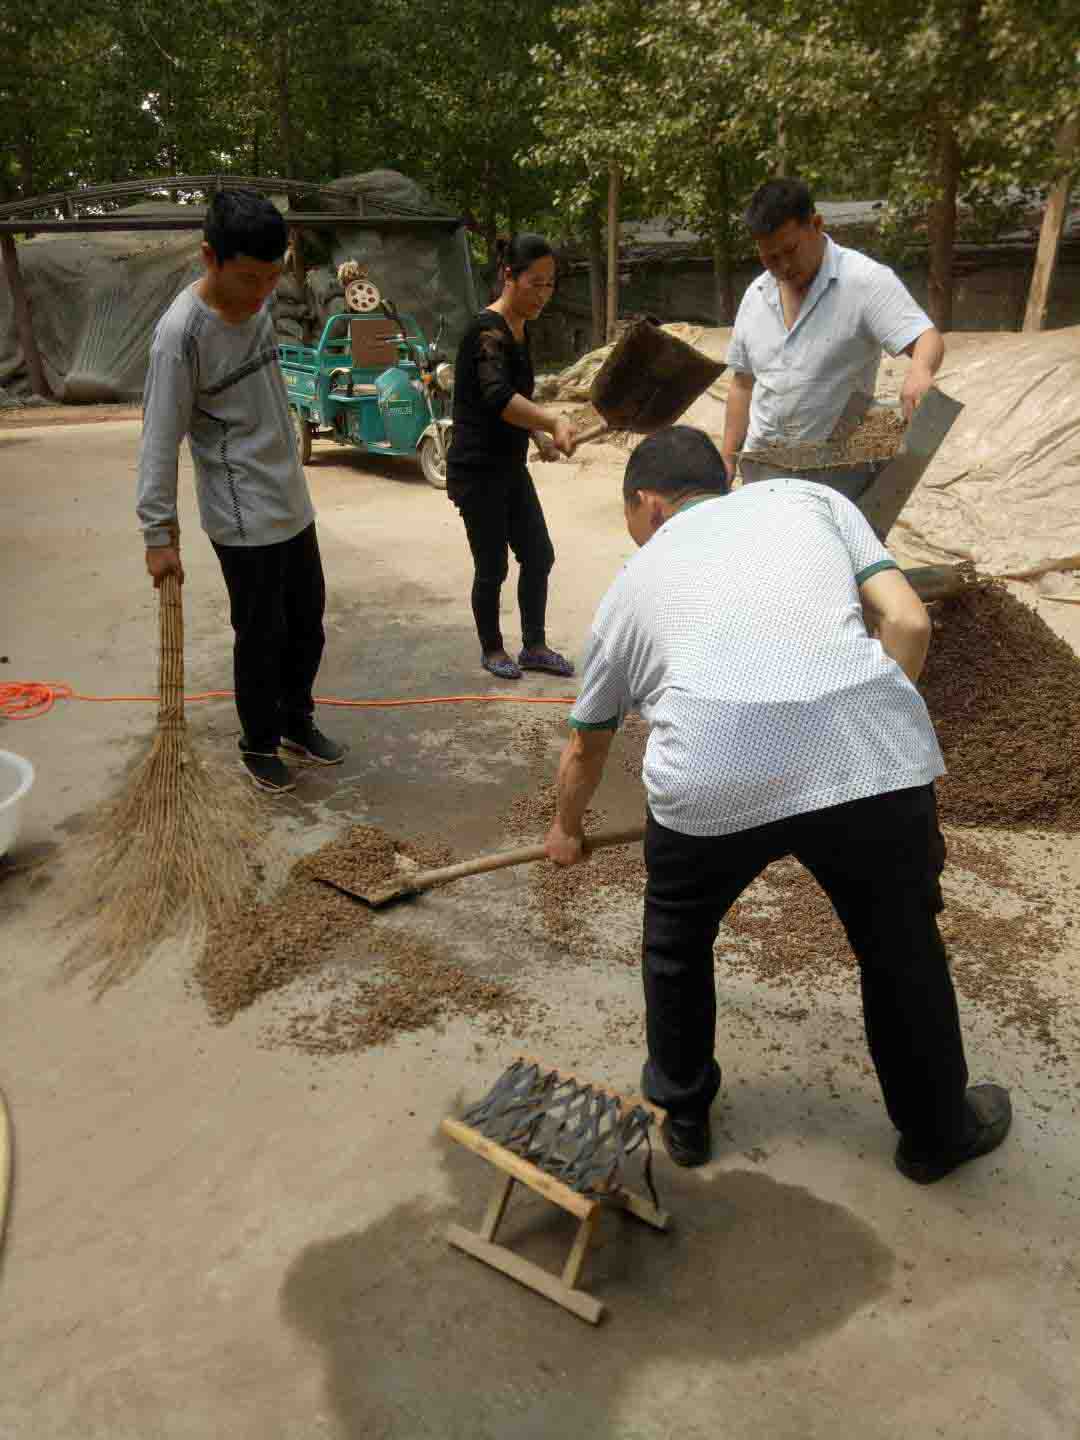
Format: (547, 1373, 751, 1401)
(64, 555, 261, 994)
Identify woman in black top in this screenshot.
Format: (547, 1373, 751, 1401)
(447, 233, 577, 680)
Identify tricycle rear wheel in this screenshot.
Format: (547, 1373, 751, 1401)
(418, 433, 447, 490)
(290, 406, 313, 465)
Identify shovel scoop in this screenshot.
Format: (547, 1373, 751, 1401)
(311, 825, 645, 909)
(574, 322, 726, 446)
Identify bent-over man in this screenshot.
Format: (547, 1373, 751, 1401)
(545, 425, 1010, 1183)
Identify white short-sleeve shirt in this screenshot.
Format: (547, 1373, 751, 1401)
(570, 482, 944, 837)
(726, 238, 932, 451)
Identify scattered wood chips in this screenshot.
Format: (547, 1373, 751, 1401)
(195, 825, 516, 1052)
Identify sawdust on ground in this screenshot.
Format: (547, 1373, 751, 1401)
(195, 825, 519, 1052)
(920, 584, 1080, 830)
(498, 599, 1080, 1063)
(195, 584, 1080, 1065)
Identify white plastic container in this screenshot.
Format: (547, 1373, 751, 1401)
(0, 750, 35, 859)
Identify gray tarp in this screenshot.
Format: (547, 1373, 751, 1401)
(0, 171, 477, 403)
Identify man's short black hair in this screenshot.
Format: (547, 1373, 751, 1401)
(623, 426, 730, 501)
(204, 189, 288, 264)
(743, 178, 815, 237)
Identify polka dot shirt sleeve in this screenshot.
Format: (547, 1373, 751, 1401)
(825, 489, 900, 585)
(569, 626, 630, 732)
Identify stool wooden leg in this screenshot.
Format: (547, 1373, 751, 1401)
(561, 1207, 599, 1290)
(480, 1173, 515, 1242)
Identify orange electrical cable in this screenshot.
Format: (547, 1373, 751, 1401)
(0, 680, 576, 721)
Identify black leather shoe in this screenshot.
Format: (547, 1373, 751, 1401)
(281, 722, 346, 765)
(660, 1113, 711, 1168)
(895, 1084, 1012, 1184)
(239, 748, 294, 794)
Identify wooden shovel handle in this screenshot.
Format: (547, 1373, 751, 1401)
(411, 824, 644, 895)
(574, 420, 610, 446)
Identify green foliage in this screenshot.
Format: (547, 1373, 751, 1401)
(0, 0, 1075, 319)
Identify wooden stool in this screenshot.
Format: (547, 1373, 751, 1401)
(442, 1059, 670, 1324)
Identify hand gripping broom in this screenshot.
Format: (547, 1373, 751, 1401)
(64, 539, 261, 994)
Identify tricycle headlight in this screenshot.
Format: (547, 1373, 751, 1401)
(435, 362, 454, 394)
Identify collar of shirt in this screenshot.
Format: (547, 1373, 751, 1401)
(758, 236, 841, 338)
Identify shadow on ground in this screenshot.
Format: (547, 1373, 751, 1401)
(281, 1128, 894, 1440)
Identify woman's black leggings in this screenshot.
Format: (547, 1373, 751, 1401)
(453, 467, 555, 653)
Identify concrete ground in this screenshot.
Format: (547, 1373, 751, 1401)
(1, 419, 1078, 1440)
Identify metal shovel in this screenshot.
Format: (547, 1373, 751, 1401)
(573, 322, 726, 446)
(312, 824, 646, 909)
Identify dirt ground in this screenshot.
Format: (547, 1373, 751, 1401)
(1, 418, 1079, 1440)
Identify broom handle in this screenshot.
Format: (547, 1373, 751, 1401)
(411, 824, 645, 894)
(158, 526, 184, 731)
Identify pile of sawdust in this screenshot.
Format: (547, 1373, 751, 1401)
(196, 825, 517, 1052)
(743, 406, 906, 470)
(722, 835, 1075, 1058)
(920, 585, 1080, 830)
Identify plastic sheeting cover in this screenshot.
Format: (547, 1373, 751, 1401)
(893, 326, 1080, 580)
(0, 173, 476, 403)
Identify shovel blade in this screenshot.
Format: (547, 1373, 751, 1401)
(858, 387, 964, 538)
(312, 873, 417, 909)
(590, 322, 726, 433)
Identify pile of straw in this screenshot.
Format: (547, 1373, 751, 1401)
(64, 572, 261, 994)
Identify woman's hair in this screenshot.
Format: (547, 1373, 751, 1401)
(491, 232, 554, 295)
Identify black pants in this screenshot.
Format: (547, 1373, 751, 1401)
(642, 784, 970, 1155)
(211, 522, 326, 751)
(453, 467, 555, 653)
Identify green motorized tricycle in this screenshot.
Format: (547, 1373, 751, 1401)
(279, 292, 454, 488)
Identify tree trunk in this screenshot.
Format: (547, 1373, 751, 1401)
(606, 162, 620, 342)
(17, 135, 34, 203)
(1022, 117, 1079, 333)
(711, 154, 736, 324)
(484, 198, 499, 301)
(588, 204, 606, 348)
(1, 234, 53, 399)
(926, 114, 960, 332)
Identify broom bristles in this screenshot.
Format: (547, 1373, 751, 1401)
(62, 570, 263, 995)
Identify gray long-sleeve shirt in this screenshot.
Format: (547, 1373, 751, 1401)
(136, 284, 314, 548)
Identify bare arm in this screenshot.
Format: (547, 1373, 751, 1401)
(722, 372, 755, 478)
(900, 327, 945, 420)
(502, 394, 576, 455)
(859, 568, 932, 683)
(545, 727, 616, 864)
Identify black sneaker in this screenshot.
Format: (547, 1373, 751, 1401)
(895, 1084, 1012, 1185)
(281, 722, 346, 766)
(240, 749, 295, 794)
(660, 1113, 712, 1168)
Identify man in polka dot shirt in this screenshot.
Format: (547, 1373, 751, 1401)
(545, 426, 1010, 1184)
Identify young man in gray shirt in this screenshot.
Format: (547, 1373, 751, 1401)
(136, 189, 344, 792)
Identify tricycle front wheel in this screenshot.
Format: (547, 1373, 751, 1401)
(290, 405, 313, 465)
(418, 433, 447, 490)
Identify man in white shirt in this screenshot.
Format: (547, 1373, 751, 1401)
(545, 426, 1010, 1184)
(722, 178, 944, 498)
